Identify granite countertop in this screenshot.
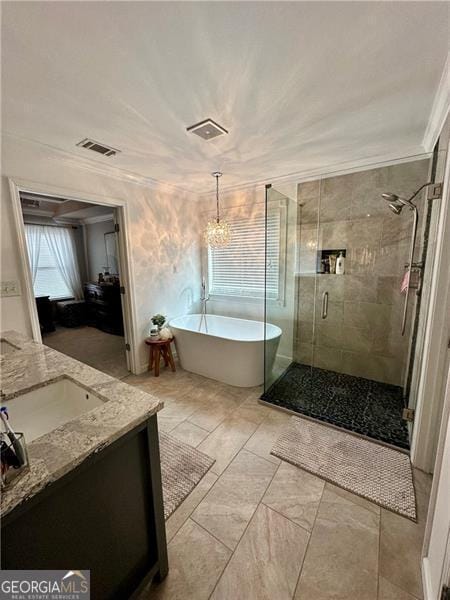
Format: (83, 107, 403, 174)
(0, 330, 163, 518)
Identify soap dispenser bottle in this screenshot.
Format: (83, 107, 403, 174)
(336, 252, 345, 275)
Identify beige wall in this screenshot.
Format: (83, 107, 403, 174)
(84, 219, 116, 281)
(0, 135, 202, 371)
(295, 159, 430, 385)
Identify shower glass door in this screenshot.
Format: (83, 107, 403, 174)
(263, 154, 435, 450)
(263, 184, 299, 394)
(306, 164, 431, 447)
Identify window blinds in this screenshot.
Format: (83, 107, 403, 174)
(208, 212, 281, 300)
(26, 227, 73, 300)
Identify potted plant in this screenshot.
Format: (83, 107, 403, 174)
(151, 314, 166, 331)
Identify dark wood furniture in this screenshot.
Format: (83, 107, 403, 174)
(56, 299, 86, 327)
(1, 416, 168, 599)
(145, 338, 176, 377)
(35, 295, 55, 333)
(84, 282, 124, 336)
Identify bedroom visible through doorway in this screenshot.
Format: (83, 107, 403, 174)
(20, 191, 129, 378)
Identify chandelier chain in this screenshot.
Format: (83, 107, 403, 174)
(216, 174, 220, 223)
(205, 171, 230, 248)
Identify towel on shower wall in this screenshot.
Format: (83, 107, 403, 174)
(401, 271, 409, 294)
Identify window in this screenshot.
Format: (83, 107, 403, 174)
(207, 204, 286, 302)
(33, 233, 72, 299)
(25, 224, 81, 300)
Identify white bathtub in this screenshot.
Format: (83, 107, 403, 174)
(169, 314, 282, 387)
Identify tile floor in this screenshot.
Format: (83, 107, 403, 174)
(125, 363, 432, 600)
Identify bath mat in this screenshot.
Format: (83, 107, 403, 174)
(271, 416, 416, 521)
(159, 432, 215, 520)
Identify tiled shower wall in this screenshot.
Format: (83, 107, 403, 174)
(294, 159, 430, 386)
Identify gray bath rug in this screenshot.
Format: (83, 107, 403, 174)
(271, 416, 416, 521)
(160, 433, 215, 520)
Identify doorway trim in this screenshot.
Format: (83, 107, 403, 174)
(410, 147, 450, 471)
(422, 363, 450, 600)
(8, 177, 139, 374)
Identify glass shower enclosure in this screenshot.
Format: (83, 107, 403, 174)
(263, 154, 439, 450)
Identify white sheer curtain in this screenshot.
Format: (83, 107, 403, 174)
(43, 226, 83, 299)
(24, 224, 42, 284)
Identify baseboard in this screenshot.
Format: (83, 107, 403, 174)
(137, 363, 149, 375)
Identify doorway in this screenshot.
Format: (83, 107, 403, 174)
(10, 180, 137, 378)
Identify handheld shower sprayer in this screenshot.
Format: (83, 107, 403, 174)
(381, 182, 441, 214)
(380, 181, 442, 335)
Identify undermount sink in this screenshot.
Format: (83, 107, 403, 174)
(1, 378, 105, 442)
(0, 339, 20, 355)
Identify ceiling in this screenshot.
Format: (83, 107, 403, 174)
(2, 2, 448, 193)
(20, 193, 113, 222)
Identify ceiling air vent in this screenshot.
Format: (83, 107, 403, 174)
(187, 118, 228, 140)
(76, 138, 120, 157)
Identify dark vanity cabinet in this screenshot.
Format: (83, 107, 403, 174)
(1, 417, 168, 600)
(84, 282, 124, 336)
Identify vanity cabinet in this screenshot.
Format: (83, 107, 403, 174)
(1, 416, 168, 599)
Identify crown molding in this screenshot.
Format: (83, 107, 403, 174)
(198, 148, 432, 199)
(3, 132, 200, 201)
(53, 217, 82, 225)
(423, 52, 450, 152)
(81, 214, 115, 225)
(22, 213, 81, 225)
(4, 132, 431, 202)
(21, 207, 55, 217)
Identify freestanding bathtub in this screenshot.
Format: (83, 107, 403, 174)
(169, 314, 282, 387)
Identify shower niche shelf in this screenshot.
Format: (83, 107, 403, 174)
(317, 248, 346, 274)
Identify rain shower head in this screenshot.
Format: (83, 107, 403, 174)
(382, 182, 441, 214)
(382, 192, 412, 213)
(382, 192, 404, 214)
(388, 203, 403, 215)
(381, 192, 400, 203)
(381, 181, 442, 213)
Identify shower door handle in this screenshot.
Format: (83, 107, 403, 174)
(321, 292, 328, 319)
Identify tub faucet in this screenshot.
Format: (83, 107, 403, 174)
(200, 277, 210, 304)
(199, 278, 209, 332)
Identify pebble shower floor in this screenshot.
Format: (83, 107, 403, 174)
(261, 362, 409, 450)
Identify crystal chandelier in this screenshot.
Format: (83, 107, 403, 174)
(204, 172, 231, 248)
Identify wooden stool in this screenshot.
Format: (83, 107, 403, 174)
(145, 337, 176, 377)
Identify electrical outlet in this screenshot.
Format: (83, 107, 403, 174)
(1, 280, 21, 297)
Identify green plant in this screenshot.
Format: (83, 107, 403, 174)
(151, 314, 166, 328)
